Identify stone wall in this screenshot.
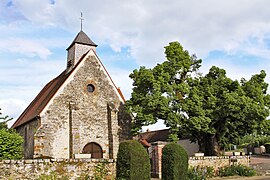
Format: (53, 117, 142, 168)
(189, 156, 250, 171)
(150, 152, 250, 179)
(0, 159, 115, 180)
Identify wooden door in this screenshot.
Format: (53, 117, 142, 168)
(82, 142, 103, 158)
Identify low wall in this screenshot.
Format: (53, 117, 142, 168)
(0, 158, 115, 180)
(189, 156, 250, 171)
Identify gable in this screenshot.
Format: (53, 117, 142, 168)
(12, 50, 125, 128)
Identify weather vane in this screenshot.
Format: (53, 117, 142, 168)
(80, 12, 84, 31)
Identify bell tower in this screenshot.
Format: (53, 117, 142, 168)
(66, 13, 97, 72)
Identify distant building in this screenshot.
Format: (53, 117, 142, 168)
(139, 129, 199, 178)
(12, 30, 131, 159)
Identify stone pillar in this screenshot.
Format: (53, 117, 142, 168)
(107, 104, 113, 159)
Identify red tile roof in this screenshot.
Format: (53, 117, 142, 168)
(12, 70, 71, 128)
(140, 139, 151, 147)
(140, 129, 170, 143)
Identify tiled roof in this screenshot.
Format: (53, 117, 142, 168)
(140, 129, 170, 143)
(140, 139, 151, 147)
(12, 70, 70, 128)
(67, 30, 97, 50)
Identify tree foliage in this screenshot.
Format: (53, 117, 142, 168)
(0, 108, 13, 130)
(0, 109, 23, 159)
(127, 41, 270, 155)
(185, 67, 270, 154)
(127, 42, 202, 140)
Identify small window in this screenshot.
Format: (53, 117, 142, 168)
(87, 84, 95, 92)
(67, 60, 72, 68)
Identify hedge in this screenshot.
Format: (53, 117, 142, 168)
(162, 143, 188, 180)
(116, 140, 150, 180)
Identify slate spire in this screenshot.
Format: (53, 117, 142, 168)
(66, 30, 98, 72)
(66, 30, 97, 50)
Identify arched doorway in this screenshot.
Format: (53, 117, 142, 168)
(82, 142, 103, 158)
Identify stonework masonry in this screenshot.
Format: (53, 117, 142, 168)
(12, 31, 131, 161)
(0, 156, 250, 179)
(0, 159, 115, 180)
(34, 54, 131, 159)
(189, 156, 250, 170)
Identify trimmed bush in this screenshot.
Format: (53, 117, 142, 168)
(162, 143, 188, 180)
(116, 140, 150, 180)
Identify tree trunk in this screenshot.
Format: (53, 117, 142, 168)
(203, 134, 220, 156)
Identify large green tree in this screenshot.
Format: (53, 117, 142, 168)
(127, 42, 270, 155)
(184, 67, 270, 155)
(127, 42, 202, 140)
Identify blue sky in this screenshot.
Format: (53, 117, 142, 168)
(1, 0, 270, 130)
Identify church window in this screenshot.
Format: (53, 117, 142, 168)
(67, 60, 72, 68)
(87, 84, 95, 92)
(82, 142, 103, 158)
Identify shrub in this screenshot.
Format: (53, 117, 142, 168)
(237, 134, 270, 147)
(116, 140, 150, 180)
(218, 165, 256, 177)
(188, 166, 214, 180)
(0, 129, 23, 160)
(162, 143, 188, 180)
(265, 142, 270, 153)
(93, 161, 110, 180)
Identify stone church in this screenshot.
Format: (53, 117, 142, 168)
(12, 30, 131, 159)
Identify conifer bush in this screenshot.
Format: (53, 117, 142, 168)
(162, 143, 188, 180)
(116, 140, 150, 180)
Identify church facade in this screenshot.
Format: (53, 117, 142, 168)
(12, 31, 131, 159)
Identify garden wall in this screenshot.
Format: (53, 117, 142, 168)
(189, 156, 250, 171)
(0, 158, 115, 180)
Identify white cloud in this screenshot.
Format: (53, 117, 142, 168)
(0, 99, 28, 127)
(3, 0, 270, 131)
(8, 0, 270, 67)
(0, 38, 51, 59)
(107, 68, 133, 99)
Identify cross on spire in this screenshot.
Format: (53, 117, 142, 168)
(80, 12, 84, 31)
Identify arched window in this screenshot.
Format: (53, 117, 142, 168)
(82, 142, 103, 159)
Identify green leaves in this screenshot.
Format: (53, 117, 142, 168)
(0, 110, 23, 160)
(126, 42, 202, 138)
(127, 41, 270, 155)
(0, 129, 23, 160)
